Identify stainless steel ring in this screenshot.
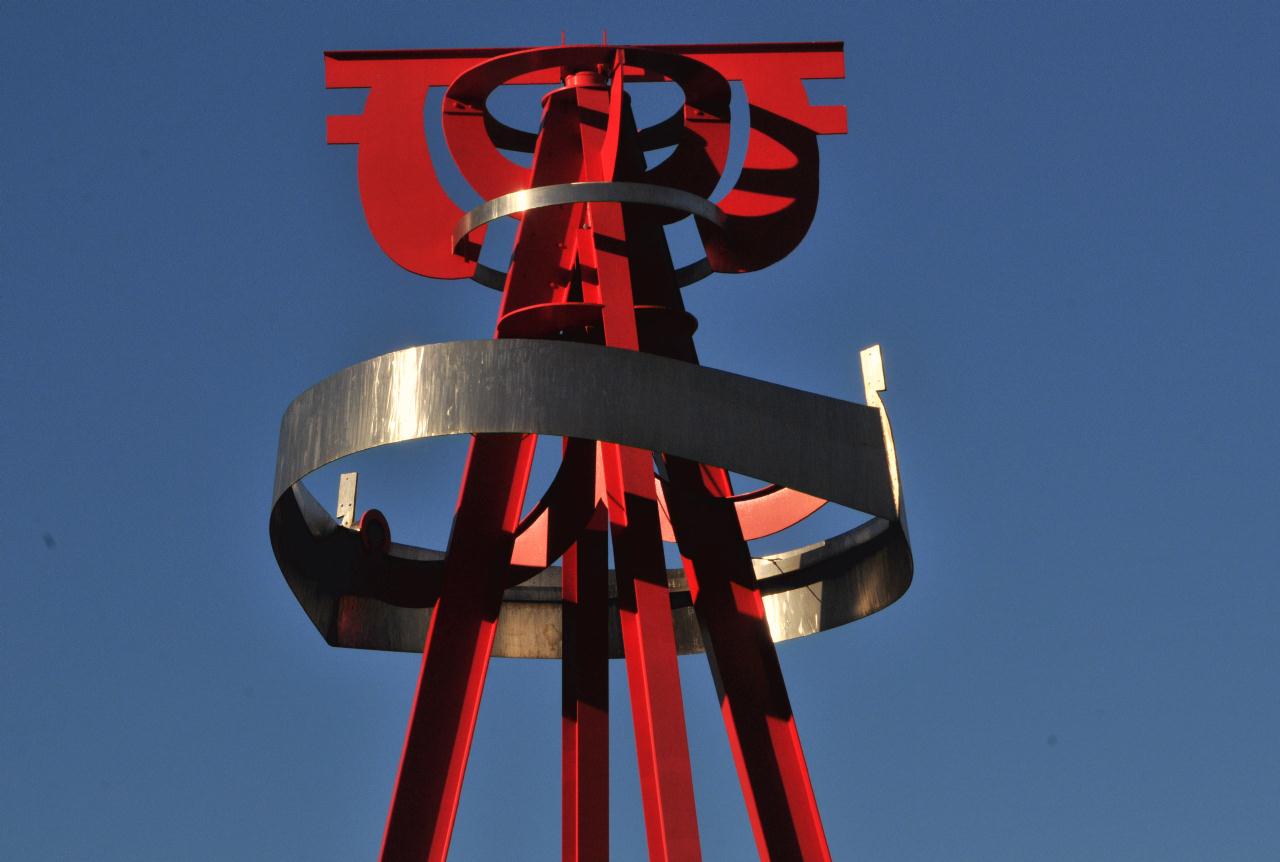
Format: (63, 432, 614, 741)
(269, 339, 912, 658)
(452, 181, 727, 255)
(272, 340, 896, 517)
(470, 258, 712, 292)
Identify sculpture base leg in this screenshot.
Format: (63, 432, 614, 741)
(380, 433, 536, 862)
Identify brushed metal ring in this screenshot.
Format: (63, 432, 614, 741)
(269, 339, 912, 658)
(453, 182, 726, 290)
(470, 258, 712, 292)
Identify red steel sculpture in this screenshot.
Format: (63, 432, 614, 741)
(269, 41, 913, 861)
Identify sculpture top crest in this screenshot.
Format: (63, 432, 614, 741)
(325, 42, 847, 284)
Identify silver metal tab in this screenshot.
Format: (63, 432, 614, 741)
(336, 472, 358, 528)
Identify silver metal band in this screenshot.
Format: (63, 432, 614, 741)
(270, 339, 911, 658)
(470, 258, 712, 291)
(452, 181, 726, 255)
(273, 339, 894, 517)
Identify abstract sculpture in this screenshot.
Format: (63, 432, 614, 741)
(269, 41, 912, 861)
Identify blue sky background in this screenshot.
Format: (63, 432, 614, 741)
(4, 2, 1279, 859)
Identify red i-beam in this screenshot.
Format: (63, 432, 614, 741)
(324, 43, 853, 862)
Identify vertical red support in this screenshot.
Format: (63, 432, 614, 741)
(602, 441, 704, 862)
(664, 459, 833, 862)
(380, 433, 537, 862)
(561, 502, 610, 861)
(575, 55, 829, 860)
(576, 67, 705, 861)
(383, 79, 590, 862)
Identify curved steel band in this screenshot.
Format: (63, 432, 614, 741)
(452, 181, 726, 253)
(471, 258, 712, 292)
(270, 339, 912, 658)
(455, 182, 724, 290)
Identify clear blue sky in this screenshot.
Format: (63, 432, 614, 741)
(4, 2, 1278, 859)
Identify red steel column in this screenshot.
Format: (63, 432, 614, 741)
(664, 460, 832, 862)
(382, 83, 592, 862)
(574, 53, 831, 861)
(575, 69, 704, 862)
(380, 432, 537, 862)
(561, 501, 610, 861)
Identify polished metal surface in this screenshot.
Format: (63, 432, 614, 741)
(273, 339, 893, 516)
(336, 472, 358, 528)
(451, 181, 727, 256)
(860, 344, 903, 515)
(270, 338, 912, 658)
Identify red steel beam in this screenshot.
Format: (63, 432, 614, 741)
(577, 58, 831, 860)
(561, 500, 610, 861)
(380, 432, 537, 861)
(383, 77, 594, 862)
(665, 459, 833, 861)
(575, 73, 704, 861)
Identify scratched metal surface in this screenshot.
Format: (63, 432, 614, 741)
(273, 338, 895, 518)
(269, 338, 911, 657)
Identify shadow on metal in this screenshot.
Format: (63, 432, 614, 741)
(269, 338, 912, 658)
